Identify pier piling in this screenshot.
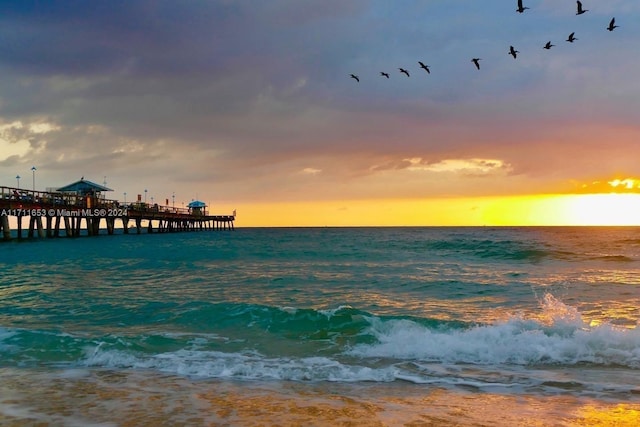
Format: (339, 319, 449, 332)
(0, 185, 235, 241)
(1, 216, 10, 240)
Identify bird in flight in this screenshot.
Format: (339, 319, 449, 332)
(576, 1, 588, 15)
(380, 72, 390, 78)
(566, 32, 577, 43)
(516, 0, 529, 13)
(418, 61, 431, 74)
(399, 68, 410, 77)
(471, 58, 481, 70)
(509, 46, 519, 59)
(350, 74, 359, 82)
(607, 17, 619, 31)
(543, 41, 555, 50)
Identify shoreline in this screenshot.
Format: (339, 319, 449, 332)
(2, 367, 639, 426)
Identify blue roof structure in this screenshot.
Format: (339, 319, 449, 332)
(187, 200, 206, 208)
(57, 178, 112, 194)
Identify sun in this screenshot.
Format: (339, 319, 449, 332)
(478, 192, 640, 227)
(559, 193, 640, 226)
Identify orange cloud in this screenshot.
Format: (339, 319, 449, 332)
(571, 177, 640, 193)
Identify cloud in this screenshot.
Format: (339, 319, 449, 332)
(0, 119, 58, 161)
(404, 158, 513, 176)
(301, 167, 322, 175)
(571, 178, 640, 194)
(0, 1, 639, 207)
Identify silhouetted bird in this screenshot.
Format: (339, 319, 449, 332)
(509, 46, 519, 59)
(399, 68, 410, 77)
(566, 32, 577, 43)
(576, 1, 588, 15)
(380, 72, 390, 78)
(418, 62, 431, 74)
(607, 17, 619, 31)
(471, 58, 481, 70)
(350, 74, 359, 82)
(516, 0, 529, 13)
(543, 41, 555, 50)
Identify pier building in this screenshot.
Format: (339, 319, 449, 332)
(0, 178, 234, 241)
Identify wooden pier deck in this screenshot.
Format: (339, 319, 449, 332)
(0, 186, 234, 241)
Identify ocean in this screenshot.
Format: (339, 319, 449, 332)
(1, 226, 639, 426)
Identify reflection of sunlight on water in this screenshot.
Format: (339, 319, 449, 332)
(581, 304, 640, 329)
(580, 269, 640, 286)
(571, 404, 640, 427)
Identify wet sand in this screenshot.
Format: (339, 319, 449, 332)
(1, 368, 639, 426)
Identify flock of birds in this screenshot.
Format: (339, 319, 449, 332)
(349, 0, 619, 81)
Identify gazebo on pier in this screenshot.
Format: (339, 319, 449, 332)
(56, 178, 113, 208)
(187, 200, 207, 216)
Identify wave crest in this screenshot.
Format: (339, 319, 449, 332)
(348, 294, 640, 368)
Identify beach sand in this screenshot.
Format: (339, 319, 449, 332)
(1, 368, 639, 426)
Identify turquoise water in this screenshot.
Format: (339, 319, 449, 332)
(1, 227, 639, 425)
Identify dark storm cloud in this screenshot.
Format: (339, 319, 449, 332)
(0, 0, 369, 145)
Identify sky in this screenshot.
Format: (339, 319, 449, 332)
(1, 0, 640, 226)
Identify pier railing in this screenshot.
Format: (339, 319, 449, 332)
(0, 185, 235, 240)
(0, 186, 209, 216)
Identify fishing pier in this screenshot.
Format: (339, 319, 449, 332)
(0, 179, 235, 241)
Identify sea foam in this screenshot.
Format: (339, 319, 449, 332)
(348, 294, 640, 368)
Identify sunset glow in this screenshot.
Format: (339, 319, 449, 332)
(232, 192, 640, 227)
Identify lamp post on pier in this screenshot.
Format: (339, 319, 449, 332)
(144, 189, 147, 204)
(16, 175, 20, 188)
(31, 166, 37, 191)
(124, 192, 127, 204)
(172, 192, 175, 208)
